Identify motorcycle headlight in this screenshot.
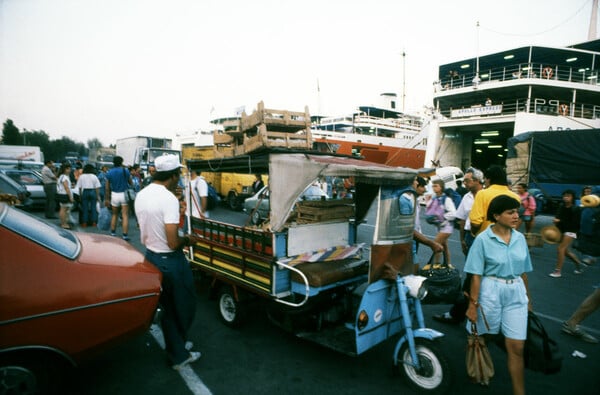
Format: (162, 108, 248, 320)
(403, 275, 428, 300)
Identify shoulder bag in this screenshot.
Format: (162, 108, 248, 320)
(524, 311, 562, 374)
(466, 309, 494, 385)
(122, 168, 136, 202)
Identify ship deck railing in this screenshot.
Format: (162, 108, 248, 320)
(435, 62, 599, 92)
(439, 97, 600, 120)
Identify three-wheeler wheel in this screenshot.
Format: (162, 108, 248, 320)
(395, 339, 452, 393)
(217, 286, 245, 328)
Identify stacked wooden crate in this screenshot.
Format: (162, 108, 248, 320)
(295, 199, 355, 224)
(213, 101, 313, 157)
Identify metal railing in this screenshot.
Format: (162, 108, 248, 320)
(439, 97, 600, 120)
(435, 62, 600, 92)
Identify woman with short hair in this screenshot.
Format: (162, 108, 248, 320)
(465, 194, 533, 395)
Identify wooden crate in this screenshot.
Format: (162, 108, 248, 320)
(213, 131, 234, 145)
(241, 101, 311, 133)
(231, 124, 312, 155)
(295, 200, 354, 224)
(222, 118, 241, 134)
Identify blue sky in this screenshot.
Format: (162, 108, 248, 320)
(0, 0, 597, 146)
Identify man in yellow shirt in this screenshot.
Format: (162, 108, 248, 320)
(469, 165, 520, 235)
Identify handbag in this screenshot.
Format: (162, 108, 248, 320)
(466, 321, 495, 385)
(126, 188, 136, 202)
(524, 311, 562, 374)
(418, 253, 462, 304)
(122, 168, 136, 201)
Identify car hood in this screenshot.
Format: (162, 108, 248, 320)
(75, 233, 151, 269)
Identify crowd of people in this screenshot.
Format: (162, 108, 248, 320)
(420, 165, 599, 395)
(36, 156, 599, 384)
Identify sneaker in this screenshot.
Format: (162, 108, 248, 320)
(172, 351, 201, 370)
(582, 257, 596, 266)
(185, 341, 194, 351)
(561, 321, 599, 343)
(110, 230, 117, 237)
(574, 268, 583, 275)
(122, 234, 130, 241)
(432, 312, 461, 325)
(549, 270, 562, 278)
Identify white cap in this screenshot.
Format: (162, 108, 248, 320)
(154, 154, 184, 172)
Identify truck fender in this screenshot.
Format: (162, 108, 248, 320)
(392, 328, 444, 365)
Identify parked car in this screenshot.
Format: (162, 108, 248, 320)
(243, 185, 269, 225)
(0, 203, 162, 394)
(0, 159, 44, 172)
(0, 172, 33, 210)
(0, 169, 45, 208)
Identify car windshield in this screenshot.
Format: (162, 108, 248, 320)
(4, 171, 42, 185)
(0, 203, 80, 259)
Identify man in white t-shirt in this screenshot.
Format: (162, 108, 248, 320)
(188, 170, 208, 219)
(135, 154, 202, 370)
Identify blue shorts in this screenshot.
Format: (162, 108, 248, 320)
(466, 276, 529, 340)
(520, 215, 532, 222)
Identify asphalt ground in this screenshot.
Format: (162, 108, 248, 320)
(32, 204, 600, 395)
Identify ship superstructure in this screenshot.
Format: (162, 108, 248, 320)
(423, 39, 600, 171)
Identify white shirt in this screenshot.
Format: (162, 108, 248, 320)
(57, 174, 72, 195)
(187, 176, 208, 219)
(135, 183, 180, 253)
(302, 184, 327, 200)
(455, 191, 475, 230)
(75, 173, 101, 191)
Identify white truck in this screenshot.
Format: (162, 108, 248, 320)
(0, 145, 43, 162)
(115, 136, 181, 171)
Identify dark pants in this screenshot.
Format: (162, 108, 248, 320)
(81, 189, 98, 225)
(44, 183, 57, 217)
(449, 231, 475, 321)
(145, 249, 197, 365)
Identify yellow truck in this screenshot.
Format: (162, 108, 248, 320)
(182, 145, 261, 210)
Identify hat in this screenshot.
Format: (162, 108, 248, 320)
(581, 194, 600, 208)
(154, 154, 184, 172)
(540, 225, 562, 244)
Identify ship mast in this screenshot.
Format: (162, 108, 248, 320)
(402, 50, 406, 113)
(589, 0, 598, 40)
(473, 21, 481, 88)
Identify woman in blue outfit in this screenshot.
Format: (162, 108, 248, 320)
(465, 194, 533, 395)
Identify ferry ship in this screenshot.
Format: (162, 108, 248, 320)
(311, 93, 428, 168)
(423, 39, 600, 172)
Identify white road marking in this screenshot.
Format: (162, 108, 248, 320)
(149, 324, 213, 395)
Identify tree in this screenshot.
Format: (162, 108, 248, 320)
(87, 138, 103, 149)
(2, 119, 21, 145)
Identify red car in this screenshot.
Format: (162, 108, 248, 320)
(0, 202, 162, 393)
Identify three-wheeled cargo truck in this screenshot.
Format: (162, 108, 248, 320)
(185, 148, 452, 393)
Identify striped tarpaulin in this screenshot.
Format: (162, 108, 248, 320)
(279, 243, 365, 266)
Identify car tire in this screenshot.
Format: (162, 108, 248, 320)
(0, 351, 69, 395)
(227, 193, 241, 211)
(250, 210, 262, 225)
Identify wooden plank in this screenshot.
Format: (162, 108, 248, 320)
(213, 132, 234, 144)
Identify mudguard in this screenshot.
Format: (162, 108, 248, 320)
(393, 328, 444, 365)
